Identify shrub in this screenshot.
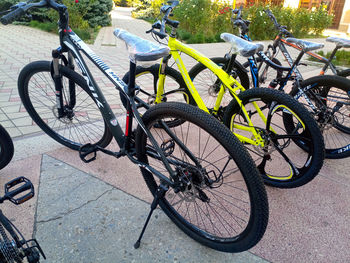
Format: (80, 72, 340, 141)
(83, 0, 113, 28)
(131, 0, 163, 19)
(114, 0, 131, 7)
(131, 1, 333, 43)
(0, 0, 17, 12)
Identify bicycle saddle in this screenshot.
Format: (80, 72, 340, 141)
(326, 36, 350, 48)
(114, 28, 170, 62)
(285, 38, 324, 52)
(220, 33, 264, 57)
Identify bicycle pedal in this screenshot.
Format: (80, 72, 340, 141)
(4, 177, 34, 205)
(79, 143, 98, 163)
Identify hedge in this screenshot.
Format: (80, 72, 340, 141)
(131, 0, 333, 43)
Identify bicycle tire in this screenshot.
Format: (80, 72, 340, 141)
(121, 64, 195, 108)
(135, 102, 268, 252)
(290, 75, 350, 159)
(337, 68, 350, 78)
(223, 88, 325, 188)
(0, 125, 14, 170)
(242, 57, 283, 87)
(18, 61, 112, 151)
(188, 57, 249, 118)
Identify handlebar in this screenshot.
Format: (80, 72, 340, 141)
(0, 0, 67, 25)
(1, 5, 26, 25)
(231, 5, 250, 35)
(147, 0, 179, 39)
(264, 8, 294, 37)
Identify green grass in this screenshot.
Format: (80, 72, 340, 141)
(308, 50, 350, 67)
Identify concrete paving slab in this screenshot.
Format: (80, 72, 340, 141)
(35, 154, 267, 263)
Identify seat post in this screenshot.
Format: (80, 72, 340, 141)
(292, 50, 305, 69)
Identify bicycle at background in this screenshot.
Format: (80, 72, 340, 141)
(260, 8, 350, 80)
(1, 0, 269, 252)
(188, 6, 350, 159)
(0, 177, 46, 263)
(122, 1, 325, 188)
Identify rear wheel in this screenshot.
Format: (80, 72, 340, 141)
(223, 88, 325, 188)
(18, 61, 112, 150)
(136, 102, 268, 252)
(290, 75, 350, 159)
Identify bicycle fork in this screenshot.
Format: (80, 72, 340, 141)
(51, 49, 76, 119)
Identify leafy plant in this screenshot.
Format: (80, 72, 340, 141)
(131, 0, 333, 44)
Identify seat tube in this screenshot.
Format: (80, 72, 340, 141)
(124, 61, 137, 150)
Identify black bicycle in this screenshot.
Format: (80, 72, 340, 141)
(1, 0, 269, 252)
(260, 8, 350, 81)
(0, 125, 14, 170)
(0, 177, 46, 263)
(189, 6, 350, 159)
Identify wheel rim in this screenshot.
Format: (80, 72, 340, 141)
(25, 69, 107, 147)
(229, 98, 314, 181)
(144, 115, 253, 240)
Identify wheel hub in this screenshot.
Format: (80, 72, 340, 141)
(52, 105, 75, 124)
(316, 110, 335, 131)
(175, 166, 210, 203)
(208, 85, 220, 97)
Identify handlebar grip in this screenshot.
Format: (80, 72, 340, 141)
(0, 7, 25, 25)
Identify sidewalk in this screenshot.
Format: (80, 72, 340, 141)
(0, 7, 350, 262)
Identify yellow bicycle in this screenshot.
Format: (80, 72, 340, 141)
(121, 1, 325, 188)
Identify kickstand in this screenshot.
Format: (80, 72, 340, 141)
(134, 183, 168, 249)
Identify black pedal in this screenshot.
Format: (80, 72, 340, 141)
(4, 177, 34, 205)
(79, 143, 98, 163)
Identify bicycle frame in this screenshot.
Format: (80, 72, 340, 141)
(277, 36, 340, 76)
(243, 35, 322, 113)
(155, 36, 267, 146)
(56, 29, 201, 188)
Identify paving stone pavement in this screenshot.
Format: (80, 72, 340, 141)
(0, 6, 350, 263)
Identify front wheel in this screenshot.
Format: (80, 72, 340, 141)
(121, 64, 194, 108)
(136, 102, 268, 252)
(242, 56, 283, 87)
(18, 61, 112, 151)
(0, 125, 14, 170)
(223, 88, 325, 188)
(188, 57, 250, 115)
